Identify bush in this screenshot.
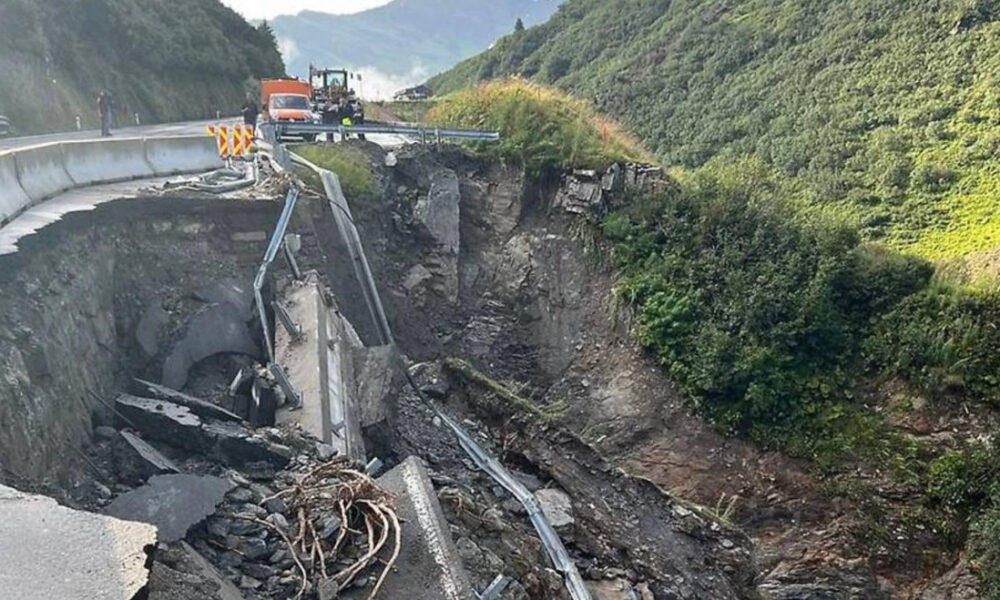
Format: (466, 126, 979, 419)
(971, 492, 1000, 599)
(605, 159, 933, 444)
(866, 285, 1000, 400)
(425, 78, 647, 174)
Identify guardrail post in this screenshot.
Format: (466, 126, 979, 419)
(134, 113, 140, 126)
(75, 115, 81, 131)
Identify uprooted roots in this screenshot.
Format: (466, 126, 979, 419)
(233, 459, 401, 600)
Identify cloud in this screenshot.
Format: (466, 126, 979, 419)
(277, 37, 299, 65)
(350, 64, 433, 100)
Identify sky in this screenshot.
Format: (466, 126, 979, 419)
(222, 0, 392, 20)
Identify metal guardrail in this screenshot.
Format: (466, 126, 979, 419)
(288, 150, 593, 600)
(275, 122, 501, 144)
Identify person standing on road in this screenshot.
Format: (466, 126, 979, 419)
(321, 98, 337, 142)
(241, 93, 259, 128)
(98, 90, 112, 137)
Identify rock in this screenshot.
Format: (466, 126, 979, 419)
(268, 550, 288, 564)
(320, 516, 341, 539)
(104, 474, 234, 542)
(318, 578, 340, 600)
(501, 498, 528, 516)
(586, 578, 638, 600)
(409, 361, 449, 399)
(227, 487, 255, 503)
(403, 264, 434, 291)
(241, 563, 277, 580)
(241, 538, 270, 561)
(413, 168, 461, 302)
(315, 443, 337, 461)
(266, 513, 289, 530)
(94, 425, 118, 440)
(239, 575, 262, 590)
(0, 484, 156, 599)
(512, 470, 543, 492)
(534, 488, 575, 530)
(264, 496, 287, 514)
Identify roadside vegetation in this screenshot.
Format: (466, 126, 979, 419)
(370, 100, 438, 124)
(292, 144, 375, 200)
(426, 79, 647, 174)
(430, 0, 1000, 274)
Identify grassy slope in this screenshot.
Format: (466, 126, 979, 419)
(429, 0, 1000, 267)
(0, 0, 284, 134)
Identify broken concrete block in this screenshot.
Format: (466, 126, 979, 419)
(161, 304, 261, 390)
(136, 378, 243, 423)
(115, 430, 181, 484)
(116, 394, 208, 453)
(105, 474, 234, 542)
(116, 394, 290, 468)
(368, 457, 475, 600)
(535, 488, 575, 531)
(202, 419, 292, 467)
(352, 344, 402, 456)
(0, 483, 156, 599)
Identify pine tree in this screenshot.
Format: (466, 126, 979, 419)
(514, 17, 525, 32)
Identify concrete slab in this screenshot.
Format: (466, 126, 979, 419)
(354, 457, 474, 600)
(0, 483, 157, 599)
(104, 474, 234, 542)
(274, 278, 365, 463)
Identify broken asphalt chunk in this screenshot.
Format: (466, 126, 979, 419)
(104, 474, 234, 542)
(135, 378, 243, 422)
(0, 484, 157, 600)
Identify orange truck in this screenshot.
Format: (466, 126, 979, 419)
(261, 78, 319, 140)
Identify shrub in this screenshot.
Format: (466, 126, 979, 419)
(425, 78, 647, 174)
(605, 159, 932, 444)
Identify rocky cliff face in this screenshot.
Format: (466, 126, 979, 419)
(326, 141, 979, 599)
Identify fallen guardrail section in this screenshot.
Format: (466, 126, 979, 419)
(283, 145, 594, 600)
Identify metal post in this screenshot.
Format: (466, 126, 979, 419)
(134, 113, 140, 126)
(75, 115, 81, 130)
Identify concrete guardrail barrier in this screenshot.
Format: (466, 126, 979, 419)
(0, 151, 31, 224)
(62, 138, 154, 187)
(13, 143, 74, 204)
(0, 135, 223, 228)
(144, 136, 222, 176)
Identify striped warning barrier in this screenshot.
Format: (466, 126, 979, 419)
(206, 124, 255, 160)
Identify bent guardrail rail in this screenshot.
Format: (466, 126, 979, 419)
(273, 122, 501, 144)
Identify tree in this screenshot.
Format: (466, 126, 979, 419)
(514, 17, 525, 32)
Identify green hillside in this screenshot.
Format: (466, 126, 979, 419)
(429, 0, 1000, 268)
(0, 0, 284, 134)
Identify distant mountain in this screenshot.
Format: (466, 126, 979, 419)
(270, 0, 560, 97)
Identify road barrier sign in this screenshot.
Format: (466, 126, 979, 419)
(206, 123, 255, 159)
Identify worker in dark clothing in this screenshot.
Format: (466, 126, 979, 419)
(241, 93, 259, 127)
(98, 90, 112, 137)
(321, 98, 337, 142)
(352, 98, 366, 140)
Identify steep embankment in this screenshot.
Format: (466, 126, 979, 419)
(418, 77, 1000, 596)
(270, 0, 560, 94)
(429, 0, 1000, 267)
(0, 0, 284, 134)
